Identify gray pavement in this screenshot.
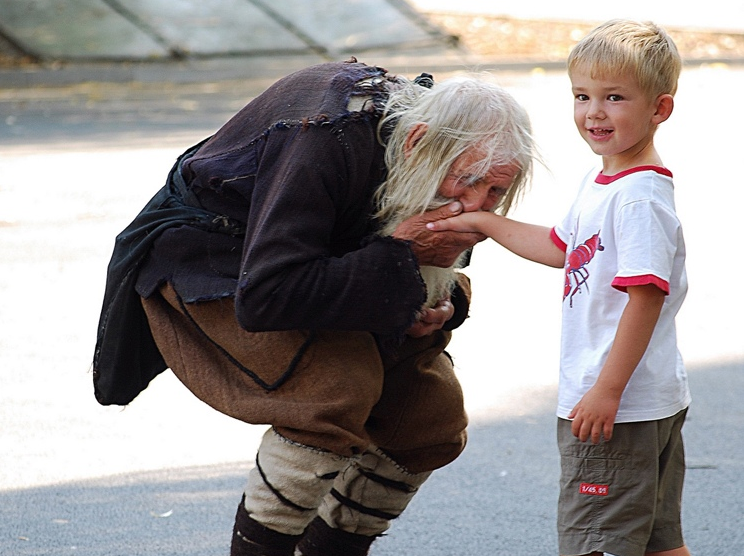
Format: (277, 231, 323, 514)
(1, 57, 743, 555)
(1, 363, 741, 555)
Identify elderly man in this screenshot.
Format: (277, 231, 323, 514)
(93, 59, 535, 556)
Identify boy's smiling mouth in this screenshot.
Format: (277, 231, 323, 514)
(588, 127, 613, 138)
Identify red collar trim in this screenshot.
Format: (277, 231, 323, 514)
(595, 165, 672, 185)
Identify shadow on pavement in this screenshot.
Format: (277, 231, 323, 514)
(3, 358, 741, 556)
(1, 462, 247, 556)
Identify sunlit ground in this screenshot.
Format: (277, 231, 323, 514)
(0, 64, 742, 492)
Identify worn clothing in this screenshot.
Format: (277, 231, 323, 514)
(92, 139, 227, 405)
(94, 60, 476, 556)
(141, 281, 468, 470)
(551, 166, 690, 423)
(557, 409, 687, 556)
(240, 428, 351, 536)
(95, 60, 471, 473)
(93, 61, 470, 407)
(137, 62, 426, 330)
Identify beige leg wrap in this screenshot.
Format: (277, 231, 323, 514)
(317, 447, 431, 536)
(243, 428, 351, 535)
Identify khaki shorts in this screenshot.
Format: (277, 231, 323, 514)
(557, 409, 688, 556)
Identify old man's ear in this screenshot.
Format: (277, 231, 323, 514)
(404, 123, 429, 158)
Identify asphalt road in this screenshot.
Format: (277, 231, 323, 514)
(1, 63, 742, 555)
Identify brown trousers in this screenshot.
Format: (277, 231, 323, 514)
(141, 283, 468, 473)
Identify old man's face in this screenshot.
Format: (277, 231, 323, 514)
(436, 146, 521, 213)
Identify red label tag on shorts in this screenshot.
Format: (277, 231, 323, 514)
(579, 482, 609, 496)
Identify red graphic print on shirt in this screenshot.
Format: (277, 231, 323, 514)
(564, 231, 604, 307)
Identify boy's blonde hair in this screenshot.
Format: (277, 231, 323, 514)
(567, 19, 681, 98)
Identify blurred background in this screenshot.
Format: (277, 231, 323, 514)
(1, 1, 742, 555)
(1, 0, 743, 83)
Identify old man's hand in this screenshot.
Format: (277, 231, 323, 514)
(392, 202, 486, 268)
(405, 298, 455, 338)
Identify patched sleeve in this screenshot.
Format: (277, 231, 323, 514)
(235, 123, 426, 334)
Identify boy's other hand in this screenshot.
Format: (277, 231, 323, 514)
(568, 387, 621, 444)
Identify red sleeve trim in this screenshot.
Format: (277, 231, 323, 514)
(550, 227, 567, 252)
(612, 274, 670, 294)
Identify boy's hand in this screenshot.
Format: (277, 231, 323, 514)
(425, 211, 486, 233)
(394, 202, 485, 268)
(569, 284, 666, 444)
(568, 386, 621, 444)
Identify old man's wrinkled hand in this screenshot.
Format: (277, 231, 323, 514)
(405, 298, 455, 338)
(392, 202, 486, 268)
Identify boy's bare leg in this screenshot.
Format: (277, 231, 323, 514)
(561, 548, 691, 556)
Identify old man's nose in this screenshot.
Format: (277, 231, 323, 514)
(460, 186, 495, 212)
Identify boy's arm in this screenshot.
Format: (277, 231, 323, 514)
(427, 212, 564, 268)
(568, 283, 665, 444)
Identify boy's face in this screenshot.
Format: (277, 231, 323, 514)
(570, 67, 671, 173)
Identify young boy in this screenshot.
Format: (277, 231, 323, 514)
(428, 20, 691, 556)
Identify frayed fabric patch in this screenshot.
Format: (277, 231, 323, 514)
(579, 482, 609, 496)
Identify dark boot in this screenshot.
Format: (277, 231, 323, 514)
(231, 496, 302, 556)
(295, 516, 377, 556)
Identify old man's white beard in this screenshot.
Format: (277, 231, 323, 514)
(377, 200, 463, 309)
(416, 262, 461, 308)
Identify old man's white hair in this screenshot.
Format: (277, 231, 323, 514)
(374, 75, 535, 307)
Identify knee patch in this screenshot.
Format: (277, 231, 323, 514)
(243, 428, 350, 535)
(318, 447, 431, 536)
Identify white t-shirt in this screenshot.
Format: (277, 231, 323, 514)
(551, 166, 691, 423)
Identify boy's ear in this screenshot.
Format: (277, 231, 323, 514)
(652, 94, 674, 125)
(404, 123, 429, 158)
